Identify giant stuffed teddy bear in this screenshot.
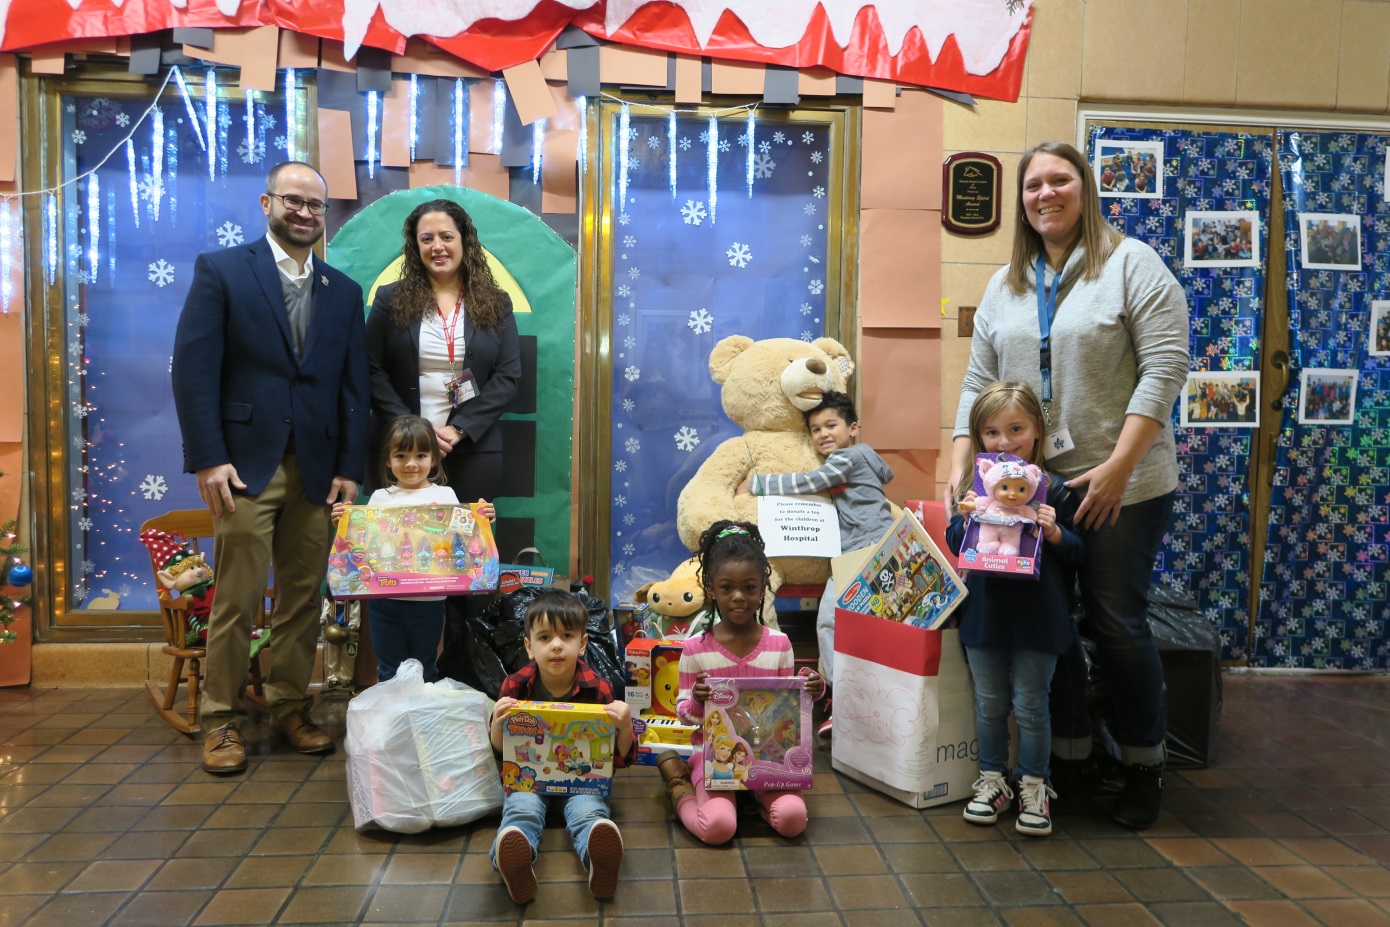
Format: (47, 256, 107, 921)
(677, 335, 854, 589)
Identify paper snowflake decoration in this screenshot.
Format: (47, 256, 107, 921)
(139, 474, 169, 500)
(813, 186, 826, 198)
(687, 308, 714, 334)
(137, 177, 164, 202)
(681, 200, 707, 226)
(78, 517, 93, 531)
(618, 213, 631, 226)
(147, 260, 176, 287)
(614, 460, 628, 472)
(72, 130, 87, 145)
(624, 365, 641, 382)
(759, 140, 771, 154)
(625, 437, 641, 454)
(803, 202, 818, 216)
(773, 131, 787, 144)
(679, 137, 691, 150)
(674, 426, 701, 452)
(628, 266, 641, 280)
(810, 151, 824, 164)
(216, 222, 244, 248)
(754, 153, 776, 179)
(808, 279, 824, 295)
(623, 235, 636, 248)
(622, 399, 635, 413)
(237, 138, 265, 164)
(614, 494, 627, 507)
(800, 303, 812, 315)
(115, 112, 130, 128)
(800, 234, 813, 247)
(646, 135, 660, 149)
(726, 242, 752, 268)
(718, 139, 730, 153)
(802, 131, 815, 144)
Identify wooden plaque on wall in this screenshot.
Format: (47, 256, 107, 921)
(942, 152, 1002, 235)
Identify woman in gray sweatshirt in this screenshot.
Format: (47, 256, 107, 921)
(947, 141, 1190, 831)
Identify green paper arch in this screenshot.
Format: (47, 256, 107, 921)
(329, 186, 576, 569)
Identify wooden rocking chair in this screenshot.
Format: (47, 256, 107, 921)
(139, 509, 272, 735)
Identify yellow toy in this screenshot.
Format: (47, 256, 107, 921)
(652, 651, 681, 717)
(633, 557, 704, 639)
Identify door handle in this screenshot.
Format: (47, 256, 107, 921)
(1269, 350, 1292, 411)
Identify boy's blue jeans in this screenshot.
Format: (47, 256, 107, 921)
(490, 791, 613, 867)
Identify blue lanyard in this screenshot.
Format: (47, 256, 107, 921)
(1036, 255, 1061, 406)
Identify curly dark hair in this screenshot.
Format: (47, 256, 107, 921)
(693, 520, 773, 635)
(804, 390, 858, 428)
(389, 199, 509, 332)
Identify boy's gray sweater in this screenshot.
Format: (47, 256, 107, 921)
(750, 443, 895, 552)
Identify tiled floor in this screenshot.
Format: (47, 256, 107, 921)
(2, 675, 1390, 927)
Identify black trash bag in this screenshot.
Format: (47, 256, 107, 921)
(1082, 586, 1223, 769)
(437, 588, 626, 701)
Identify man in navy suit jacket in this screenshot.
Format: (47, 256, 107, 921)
(172, 161, 369, 774)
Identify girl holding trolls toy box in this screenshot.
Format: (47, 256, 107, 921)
(654, 521, 824, 843)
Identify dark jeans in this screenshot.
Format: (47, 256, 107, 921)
(369, 597, 446, 683)
(1050, 491, 1174, 767)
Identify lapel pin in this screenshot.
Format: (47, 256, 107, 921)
(321, 275, 329, 287)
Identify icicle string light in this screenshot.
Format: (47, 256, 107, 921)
(453, 79, 465, 186)
(618, 101, 630, 208)
(105, 187, 116, 278)
(124, 140, 139, 228)
(85, 174, 99, 284)
(172, 67, 206, 150)
(205, 70, 217, 182)
(284, 68, 297, 161)
(150, 107, 164, 222)
(408, 74, 419, 162)
(491, 80, 505, 155)
(0, 201, 12, 312)
(668, 110, 677, 198)
(576, 96, 588, 175)
(44, 194, 56, 286)
(707, 115, 718, 225)
(366, 90, 379, 180)
(245, 88, 255, 166)
(745, 108, 755, 197)
(166, 123, 178, 227)
(531, 117, 545, 184)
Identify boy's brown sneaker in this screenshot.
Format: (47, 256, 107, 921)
(495, 826, 537, 904)
(585, 820, 623, 898)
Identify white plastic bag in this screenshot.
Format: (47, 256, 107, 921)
(344, 659, 504, 833)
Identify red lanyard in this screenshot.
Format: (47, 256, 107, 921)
(440, 292, 463, 365)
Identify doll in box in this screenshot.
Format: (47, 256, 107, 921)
(958, 456, 1044, 556)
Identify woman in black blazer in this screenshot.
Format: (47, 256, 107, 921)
(365, 198, 521, 503)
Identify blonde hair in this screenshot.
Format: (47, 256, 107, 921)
(1006, 141, 1124, 295)
(957, 382, 1047, 506)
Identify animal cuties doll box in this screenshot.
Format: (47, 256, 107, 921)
(702, 677, 813, 792)
(624, 638, 684, 717)
(327, 503, 499, 598)
(957, 452, 1048, 579)
(500, 701, 618, 797)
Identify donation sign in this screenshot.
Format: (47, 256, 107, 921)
(757, 495, 842, 558)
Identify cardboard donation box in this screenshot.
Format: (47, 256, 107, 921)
(831, 610, 978, 808)
(957, 452, 1047, 579)
(328, 502, 499, 598)
(624, 638, 683, 716)
(501, 701, 618, 797)
(836, 509, 967, 630)
(703, 677, 813, 791)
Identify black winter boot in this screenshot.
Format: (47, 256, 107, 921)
(1112, 762, 1164, 830)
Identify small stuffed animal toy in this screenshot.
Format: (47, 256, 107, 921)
(958, 456, 1043, 556)
(633, 557, 705, 639)
(140, 529, 218, 646)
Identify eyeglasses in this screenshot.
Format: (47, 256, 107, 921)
(267, 192, 329, 216)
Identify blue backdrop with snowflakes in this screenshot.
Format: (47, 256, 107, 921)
(62, 84, 300, 611)
(1259, 130, 1390, 669)
(604, 109, 835, 602)
(1088, 126, 1272, 663)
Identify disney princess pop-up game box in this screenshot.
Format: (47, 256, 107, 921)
(327, 502, 499, 599)
(500, 701, 617, 797)
(703, 677, 813, 792)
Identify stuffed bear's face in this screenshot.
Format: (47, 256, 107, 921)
(711, 336, 854, 432)
(648, 580, 704, 617)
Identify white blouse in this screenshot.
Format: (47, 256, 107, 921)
(417, 303, 465, 428)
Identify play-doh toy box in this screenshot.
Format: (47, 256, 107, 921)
(633, 711, 699, 766)
(500, 701, 617, 797)
(327, 502, 499, 599)
(702, 677, 813, 792)
(624, 637, 683, 717)
(956, 452, 1048, 579)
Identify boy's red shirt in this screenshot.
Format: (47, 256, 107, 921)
(499, 659, 635, 767)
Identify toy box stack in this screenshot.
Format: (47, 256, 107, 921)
(327, 502, 499, 599)
(702, 677, 812, 791)
(955, 452, 1047, 579)
(500, 701, 618, 797)
(625, 638, 695, 766)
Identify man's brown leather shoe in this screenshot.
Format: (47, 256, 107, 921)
(270, 710, 334, 754)
(202, 723, 247, 774)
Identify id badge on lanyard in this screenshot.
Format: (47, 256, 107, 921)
(1036, 255, 1074, 461)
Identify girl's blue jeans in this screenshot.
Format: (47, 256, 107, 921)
(368, 597, 445, 683)
(965, 645, 1059, 780)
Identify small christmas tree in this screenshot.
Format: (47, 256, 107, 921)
(0, 469, 28, 644)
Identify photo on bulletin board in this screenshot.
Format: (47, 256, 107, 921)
(1384, 151, 1390, 204)
(1094, 139, 1163, 198)
(1300, 213, 1362, 270)
(1180, 371, 1260, 428)
(1370, 300, 1390, 357)
(1298, 368, 1359, 426)
(1184, 210, 1259, 268)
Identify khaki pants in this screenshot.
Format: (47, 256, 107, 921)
(201, 456, 332, 726)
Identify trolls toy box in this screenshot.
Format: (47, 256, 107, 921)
(501, 701, 617, 797)
(702, 677, 813, 792)
(624, 638, 684, 717)
(956, 452, 1048, 579)
(836, 509, 967, 631)
(327, 502, 499, 599)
